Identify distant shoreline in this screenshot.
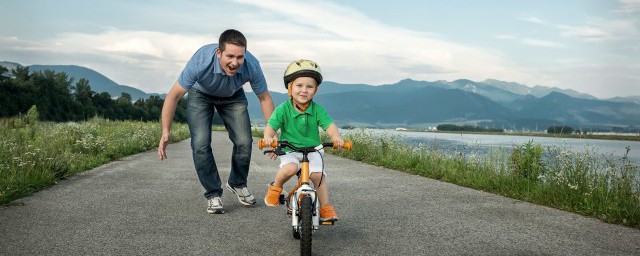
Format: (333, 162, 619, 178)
(250, 125, 640, 142)
(389, 129, 640, 142)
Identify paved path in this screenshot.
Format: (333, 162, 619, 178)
(1, 131, 639, 255)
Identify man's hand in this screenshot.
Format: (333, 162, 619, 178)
(158, 83, 187, 161)
(265, 152, 278, 160)
(158, 132, 171, 160)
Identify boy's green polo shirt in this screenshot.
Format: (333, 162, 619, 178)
(267, 100, 334, 149)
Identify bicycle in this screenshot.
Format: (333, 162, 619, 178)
(258, 139, 352, 256)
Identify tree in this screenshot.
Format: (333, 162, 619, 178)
(2, 67, 189, 123)
(30, 70, 82, 121)
(6, 66, 36, 115)
(93, 92, 115, 119)
(0, 66, 19, 116)
(11, 66, 31, 82)
(547, 125, 574, 134)
(74, 78, 96, 120)
(0, 65, 9, 82)
(115, 93, 135, 120)
(437, 123, 504, 133)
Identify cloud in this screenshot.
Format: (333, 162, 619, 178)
(495, 34, 564, 48)
(3, 0, 635, 98)
(495, 35, 517, 40)
(233, 0, 530, 91)
(1, 36, 48, 52)
(615, 0, 640, 13)
(0, 30, 215, 93)
(557, 25, 613, 41)
(521, 38, 565, 48)
(520, 10, 638, 42)
(56, 30, 209, 62)
(521, 16, 546, 25)
(561, 17, 640, 42)
(538, 63, 640, 98)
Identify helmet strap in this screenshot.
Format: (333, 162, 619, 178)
(293, 98, 311, 112)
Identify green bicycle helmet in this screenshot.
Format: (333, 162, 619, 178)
(283, 59, 323, 88)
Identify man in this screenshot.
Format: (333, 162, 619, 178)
(158, 29, 275, 214)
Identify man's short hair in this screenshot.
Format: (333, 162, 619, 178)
(219, 29, 247, 51)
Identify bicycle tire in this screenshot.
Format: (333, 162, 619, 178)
(300, 196, 313, 255)
(293, 227, 300, 239)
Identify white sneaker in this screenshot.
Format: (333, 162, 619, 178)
(207, 197, 224, 214)
(226, 183, 256, 206)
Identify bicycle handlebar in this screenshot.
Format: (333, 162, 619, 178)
(258, 139, 352, 152)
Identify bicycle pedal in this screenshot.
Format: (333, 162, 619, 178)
(320, 220, 335, 226)
(278, 194, 286, 205)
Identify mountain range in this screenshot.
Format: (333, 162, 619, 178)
(2, 61, 639, 131)
(247, 81, 640, 131)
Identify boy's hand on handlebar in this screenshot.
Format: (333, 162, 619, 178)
(261, 136, 278, 160)
(261, 135, 277, 149)
(262, 137, 274, 149)
(332, 137, 344, 149)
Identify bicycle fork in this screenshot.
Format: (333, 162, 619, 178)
(291, 155, 322, 231)
(290, 184, 320, 231)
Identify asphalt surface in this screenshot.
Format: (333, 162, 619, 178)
(1, 131, 639, 256)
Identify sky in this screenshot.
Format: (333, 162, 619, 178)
(1, 0, 639, 99)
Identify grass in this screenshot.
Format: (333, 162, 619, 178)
(348, 130, 640, 227)
(0, 117, 190, 204)
(409, 130, 640, 142)
(254, 128, 640, 228)
(494, 131, 639, 142)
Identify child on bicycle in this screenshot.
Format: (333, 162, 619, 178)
(262, 59, 344, 221)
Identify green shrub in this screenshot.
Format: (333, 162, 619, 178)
(0, 118, 190, 204)
(509, 141, 545, 182)
(26, 105, 39, 125)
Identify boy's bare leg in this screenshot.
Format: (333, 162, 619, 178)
(310, 172, 330, 207)
(265, 163, 298, 206)
(273, 163, 298, 187)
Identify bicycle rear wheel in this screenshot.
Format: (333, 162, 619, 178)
(300, 196, 313, 255)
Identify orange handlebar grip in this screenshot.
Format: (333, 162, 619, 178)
(257, 139, 278, 149)
(342, 140, 352, 151)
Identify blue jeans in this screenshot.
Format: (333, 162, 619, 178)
(187, 88, 253, 199)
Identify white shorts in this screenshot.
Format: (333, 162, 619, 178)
(279, 149, 326, 175)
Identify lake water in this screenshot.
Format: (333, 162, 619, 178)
(344, 129, 640, 165)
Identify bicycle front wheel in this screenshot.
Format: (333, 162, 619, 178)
(300, 196, 313, 256)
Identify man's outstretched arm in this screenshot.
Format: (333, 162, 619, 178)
(158, 82, 188, 160)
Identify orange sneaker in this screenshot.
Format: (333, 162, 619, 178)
(320, 205, 339, 221)
(264, 184, 283, 206)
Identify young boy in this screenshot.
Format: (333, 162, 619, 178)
(262, 59, 344, 221)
